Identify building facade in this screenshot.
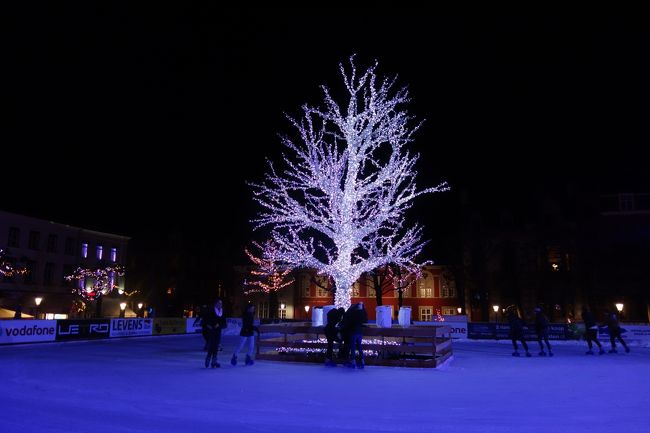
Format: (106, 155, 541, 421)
(235, 265, 461, 322)
(0, 210, 129, 318)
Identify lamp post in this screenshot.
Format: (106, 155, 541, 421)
(615, 303, 623, 319)
(119, 302, 127, 318)
(137, 302, 143, 318)
(35, 297, 43, 320)
(492, 305, 499, 323)
(280, 303, 286, 321)
(457, 307, 462, 315)
(304, 305, 310, 320)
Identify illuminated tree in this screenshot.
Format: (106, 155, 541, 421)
(65, 264, 125, 317)
(244, 240, 294, 319)
(0, 248, 27, 278)
(251, 56, 448, 309)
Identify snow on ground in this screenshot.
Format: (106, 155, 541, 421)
(1, 334, 649, 433)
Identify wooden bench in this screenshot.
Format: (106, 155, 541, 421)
(256, 322, 453, 368)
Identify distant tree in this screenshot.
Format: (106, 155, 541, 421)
(65, 264, 125, 317)
(251, 56, 448, 309)
(365, 263, 420, 308)
(244, 240, 294, 319)
(0, 248, 27, 278)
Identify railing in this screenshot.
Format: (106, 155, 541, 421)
(256, 322, 453, 368)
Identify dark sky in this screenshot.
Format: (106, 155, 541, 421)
(5, 7, 649, 266)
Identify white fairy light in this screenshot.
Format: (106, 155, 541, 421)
(251, 56, 448, 309)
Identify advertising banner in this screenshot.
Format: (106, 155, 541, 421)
(109, 318, 153, 338)
(152, 318, 187, 335)
(56, 319, 110, 341)
(599, 324, 650, 346)
(0, 320, 57, 344)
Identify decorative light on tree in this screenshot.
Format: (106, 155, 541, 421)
(65, 264, 125, 301)
(244, 240, 295, 295)
(251, 56, 448, 309)
(0, 249, 27, 277)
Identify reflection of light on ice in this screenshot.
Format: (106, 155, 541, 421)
(276, 337, 400, 357)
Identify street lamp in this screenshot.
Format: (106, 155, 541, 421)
(119, 302, 127, 318)
(35, 297, 43, 320)
(304, 305, 310, 320)
(615, 303, 623, 313)
(457, 307, 462, 315)
(492, 305, 499, 323)
(137, 302, 143, 317)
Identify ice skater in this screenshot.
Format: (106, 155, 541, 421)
(507, 307, 531, 357)
(605, 309, 630, 354)
(534, 306, 553, 357)
(581, 305, 604, 355)
(231, 303, 258, 366)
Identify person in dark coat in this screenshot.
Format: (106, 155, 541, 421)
(534, 306, 553, 357)
(507, 307, 531, 357)
(341, 302, 368, 368)
(324, 307, 345, 366)
(202, 299, 227, 368)
(605, 310, 630, 354)
(231, 303, 258, 366)
(582, 305, 604, 355)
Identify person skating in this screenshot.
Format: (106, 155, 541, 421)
(605, 310, 630, 354)
(340, 302, 368, 368)
(324, 307, 345, 366)
(507, 307, 531, 357)
(231, 303, 258, 366)
(534, 306, 553, 357)
(202, 299, 227, 368)
(581, 305, 604, 355)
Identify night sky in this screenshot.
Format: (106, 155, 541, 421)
(6, 7, 649, 267)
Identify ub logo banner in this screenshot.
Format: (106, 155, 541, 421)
(56, 319, 110, 341)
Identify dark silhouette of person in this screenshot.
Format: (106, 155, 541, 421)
(192, 304, 209, 350)
(507, 307, 531, 357)
(231, 303, 258, 366)
(202, 299, 227, 368)
(582, 305, 604, 355)
(534, 306, 553, 357)
(13, 303, 22, 319)
(324, 307, 345, 366)
(340, 302, 368, 368)
(605, 310, 630, 354)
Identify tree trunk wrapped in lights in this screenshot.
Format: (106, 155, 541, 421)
(251, 56, 448, 309)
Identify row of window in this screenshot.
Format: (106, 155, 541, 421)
(7, 228, 118, 261)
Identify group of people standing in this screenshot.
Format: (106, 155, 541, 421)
(324, 301, 369, 369)
(506, 304, 630, 357)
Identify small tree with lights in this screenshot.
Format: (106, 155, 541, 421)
(0, 248, 27, 278)
(244, 240, 294, 319)
(251, 56, 448, 309)
(65, 264, 125, 317)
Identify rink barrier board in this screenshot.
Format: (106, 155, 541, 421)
(255, 323, 453, 368)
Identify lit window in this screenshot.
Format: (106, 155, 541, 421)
(420, 307, 433, 322)
(81, 243, 88, 258)
(96, 245, 103, 260)
(110, 247, 117, 262)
